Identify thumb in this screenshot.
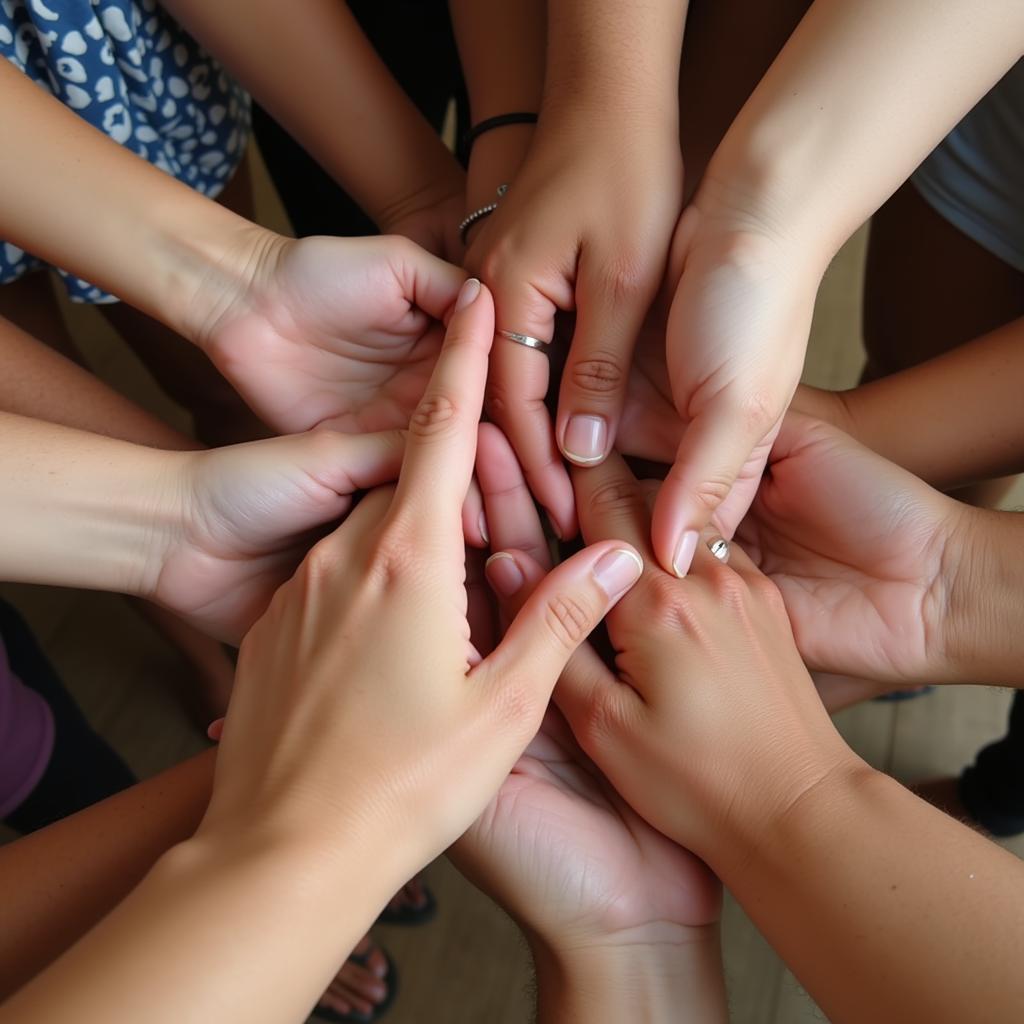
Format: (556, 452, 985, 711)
(651, 397, 779, 577)
(475, 541, 642, 704)
(300, 429, 407, 494)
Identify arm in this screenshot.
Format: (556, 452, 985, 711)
(161, 0, 463, 250)
(459, 0, 687, 539)
(794, 317, 1024, 489)
(0, 284, 637, 1023)
(650, 0, 1024, 575)
(0, 59, 466, 437)
(563, 452, 1024, 1023)
(0, 752, 214, 998)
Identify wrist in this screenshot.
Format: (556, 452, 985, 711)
(939, 506, 1024, 686)
(530, 926, 726, 1024)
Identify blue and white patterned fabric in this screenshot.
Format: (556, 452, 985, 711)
(0, 0, 251, 302)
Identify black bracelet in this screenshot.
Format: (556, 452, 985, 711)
(463, 112, 539, 154)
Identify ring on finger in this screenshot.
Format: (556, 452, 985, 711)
(498, 329, 551, 353)
(708, 537, 730, 563)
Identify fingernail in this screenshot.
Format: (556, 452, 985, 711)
(593, 548, 643, 600)
(562, 414, 608, 465)
(486, 551, 525, 596)
(672, 529, 699, 578)
(455, 277, 481, 312)
(478, 510, 489, 545)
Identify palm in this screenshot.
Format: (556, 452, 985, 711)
(455, 711, 719, 943)
(204, 236, 451, 435)
(739, 420, 951, 681)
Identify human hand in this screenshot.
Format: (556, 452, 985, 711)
(151, 428, 406, 644)
(201, 281, 644, 900)
(555, 452, 856, 865)
(736, 413, 968, 685)
(465, 121, 683, 538)
(383, 189, 466, 264)
(650, 197, 825, 577)
(191, 232, 465, 436)
(456, 424, 719, 939)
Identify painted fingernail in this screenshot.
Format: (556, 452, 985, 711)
(486, 551, 525, 596)
(593, 548, 643, 600)
(455, 276, 481, 312)
(562, 414, 608, 465)
(478, 510, 490, 545)
(672, 529, 699, 578)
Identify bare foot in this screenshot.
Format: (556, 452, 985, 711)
(315, 934, 393, 1021)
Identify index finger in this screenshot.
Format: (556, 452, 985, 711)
(391, 278, 494, 528)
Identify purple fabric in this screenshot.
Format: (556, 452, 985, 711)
(0, 635, 54, 817)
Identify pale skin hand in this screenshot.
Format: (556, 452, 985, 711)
(553, 454, 1024, 1024)
(0, 62, 466, 434)
(0, 281, 643, 1024)
(452, 423, 726, 1024)
(462, 0, 687, 539)
(649, 0, 1024, 578)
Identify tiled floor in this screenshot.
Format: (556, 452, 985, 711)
(2, 148, 1021, 1022)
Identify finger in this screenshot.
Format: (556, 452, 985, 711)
(476, 541, 643, 702)
(651, 398, 780, 578)
(476, 423, 551, 570)
(304, 429, 407, 494)
(388, 235, 468, 321)
(570, 452, 654, 560)
(462, 475, 489, 549)
(312, 485, 396, 569)
(556, 261, 653, 467)
(488, 337, 576, 540)
(484, 547, 621, 720)
(391, 278, 493, 528)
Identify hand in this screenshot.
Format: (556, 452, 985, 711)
(466, 121, 683, 538)
(383, 189, 466, 264)
(650, 197, 825, 577)
(736, 413, 965, 685)
(201, 280, 644, 895)
(456, 425, 719, 947)
(554, 452, 855, 864)
(193, 233, 466, 436)
(151, 429, 406, 644)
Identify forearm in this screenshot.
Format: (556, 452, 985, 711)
(450, 0, 546, 210)
(543, 0, 686, 126)
(705, 0, 1024, 259)
(943, 507, 1024, 687)
(0, 412, 186, 595)
(532, 931, 727, 1024)
(0, 60, 268, 345)
(839, 318, 1024, 488)
(0, 751, 215, 997)
(0, 829, 389, 1023)
(163, 0, 463, 229)
(720, 763, 1024, 1023)
(0, 316, 198, 451)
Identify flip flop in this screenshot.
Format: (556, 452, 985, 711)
(377, 882, 437, 926)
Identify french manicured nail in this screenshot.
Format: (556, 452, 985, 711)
(478, 510, 489, 545)
(563, 414, 608, 464)
(486, 552, 525, 596)
(593, 548, 643, 600)
(455, 276, 481, 311)
(672, 529, 700, 578)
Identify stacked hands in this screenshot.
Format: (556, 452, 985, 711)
(119, 238, 1006, 1016)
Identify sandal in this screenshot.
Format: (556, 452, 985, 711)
(311, 937, 398, 1023)
(377, 875, 437, 926)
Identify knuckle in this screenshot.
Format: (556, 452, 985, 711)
(544, 593, 594, 649)
(711, 568, 750, 612)
(575, 686, 624, 748)
(737, 388, 779, 437)
(641, 573, 694, 632)
(690, 475, 734, 515)
(599, 251, 652, 302)
(301, 537, 339, 586)
(485, 378, 520, 421)
(409, 392, 460, 440)
(569, 355, 625, 397)
(587, 477, 647, 520)
(490, 678, 543, 732)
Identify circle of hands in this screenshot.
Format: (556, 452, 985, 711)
(175, 203, 961, 960)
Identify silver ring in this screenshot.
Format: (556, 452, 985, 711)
(708, 538, 730, 563)
(498, 329, 551, 352)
